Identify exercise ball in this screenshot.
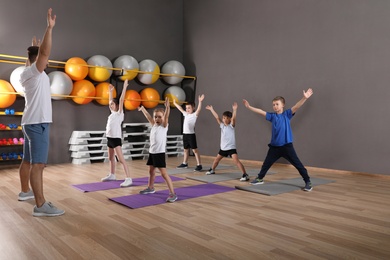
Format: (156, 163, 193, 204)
(124, 90, 141, 110)
(161, 60, 185, 85)
(113, 55, 139, 81)
(164, 86, 186, 107)
(95, 82, 116, 106)
(87, 55, 113, 82)
(65, 57, 89, 81)
(137, 59, 160, 85)
(49, 71, 73, 100)
(0, 80, 16, 108)
(140, 87, 160, 109)
(71, 80, 95, 105)
(10, 66, 25, 96)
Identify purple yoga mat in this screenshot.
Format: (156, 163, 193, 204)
(72, 176, 184, 192)
(109, 183, 235, 209)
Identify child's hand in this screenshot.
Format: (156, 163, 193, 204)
(198, 94, 205, 102)
(303, 88, 313, 99)
(109, 84, 114, 92)
(243, 99, 250, 108)
(173, 98, 177, 105)
(137, 106, 144, 111)
(205, 105, 213, 110)
(164, 97, 170, 107)
(232, 102, 238, 110)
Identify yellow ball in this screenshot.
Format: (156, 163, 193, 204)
(65, 57, 89, 81)
(140, 87, 160, 109)
(87, 55, 113, 82)
(95, 82, 116, 105)
(0, 80, 16, 108)
(71, 80, 96, 105)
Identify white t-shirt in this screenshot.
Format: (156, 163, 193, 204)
(220, 123, 236, 150)
(149, 123, 168, 154)
(20, 63, 52, 125)
(106, 110, 124, 138)
(182, 112, 197, 134)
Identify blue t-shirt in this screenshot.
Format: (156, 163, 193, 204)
(266, 109, 294, 146)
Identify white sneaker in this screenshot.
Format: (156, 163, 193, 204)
(205, 169, 215, 175)
(120, 178, 133, 187)
(101, 173, 116, 182)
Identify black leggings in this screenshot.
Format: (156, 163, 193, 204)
(258, 143, 311, 183)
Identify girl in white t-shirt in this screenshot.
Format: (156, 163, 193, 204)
(101, 80, 132, 187)
(138, 98, 177, 203)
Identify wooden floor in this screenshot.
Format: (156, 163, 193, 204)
(0, 156, 390, 260)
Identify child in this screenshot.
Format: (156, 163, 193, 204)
(205, 102, 249, 181)
(243, 88, 314, 191)
(101, 80, 132, 187)
(173, 94, 205, 171)
(138, 97, 177, 203)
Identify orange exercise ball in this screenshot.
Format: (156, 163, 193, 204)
(95, 82, 116, 105)
(140, 87, 160, 109)
(65, 57, 89, 81)
(124, 90, 141, 110)
(0, 80, 16, 108)
(71, 80, 96, 105)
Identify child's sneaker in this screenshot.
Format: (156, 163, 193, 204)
(176, 163, 188, 169)
(194, 165, 203, 172)
(18, 190, 34, 201)
(166, 193, 178, 203)
(239, 173, 250, 182)
(139, 187, 155, 194)
(250, 178, 264, 185)
(101, 173, 116, 182)
(205, 168, 215, 175)
(33, 202, 65, 217)
(303, 182, 313, 192)
(120, 178, 133, 187)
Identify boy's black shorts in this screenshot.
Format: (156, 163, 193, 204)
(147, 153, 166, 168)
(218, 149, 237, 157)
(107, 137, 122, 148)
(183, 134, 198, 149)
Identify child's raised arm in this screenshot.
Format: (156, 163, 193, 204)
(118, 79, 128, 113)
(243, 99, 267, 117)
(291, 88, 313, 114)
(195, 94, 205, 116)
(163, 97, 170, 128)
(231, 102, 238, 127)
(173, 98, 185, 113)
(138, 105, 154, 125)
(206, 105, 221, 125)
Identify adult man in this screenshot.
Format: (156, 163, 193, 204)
(18, 8, 64, 217)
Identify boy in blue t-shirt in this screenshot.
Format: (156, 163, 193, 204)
(243, 88, 314, 191)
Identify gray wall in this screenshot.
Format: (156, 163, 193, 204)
(183, 0, 390, 175)
(0, 0, 185, 164)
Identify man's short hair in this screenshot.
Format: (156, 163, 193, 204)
(27, 46, 39, 64)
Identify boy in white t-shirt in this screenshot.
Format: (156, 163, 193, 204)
(173, 94, 204, 171)
(138, 98, 177, 203)
(205, 102, 249, 181)
(101, 80, 132, 187)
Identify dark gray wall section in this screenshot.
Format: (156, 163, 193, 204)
(0, 0, 184, 164)
(183, 0, 390, 175)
